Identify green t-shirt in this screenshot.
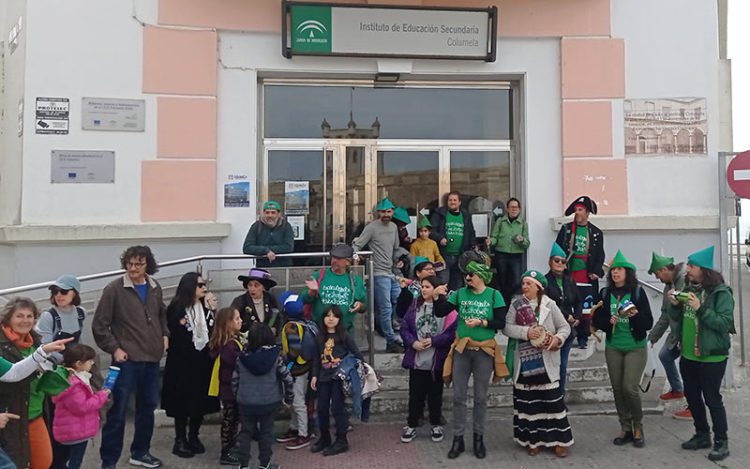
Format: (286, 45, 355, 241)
(448, 287, 505, 341)
(681, 290, 726, 363)
(307, 269, 367, 332)
(0, 357, 12, 377)
(444, 211, 465, 255)
(607, 292, 647, 351)
(569, 225, 588, 272)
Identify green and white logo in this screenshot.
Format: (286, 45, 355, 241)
(291, 5, 332, 53)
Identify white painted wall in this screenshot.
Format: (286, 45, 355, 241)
(613, 0, 721, 216)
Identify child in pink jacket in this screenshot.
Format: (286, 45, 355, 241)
(51, 344, 110, 469)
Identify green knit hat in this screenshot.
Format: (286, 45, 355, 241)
(417, 216, 432, 229)
(610, 250, 637, 271)
(549, 242, 566, 259)
(648, 252, 674, 275)
(687, 246, 715, 270)
(522, 270, 548, 289)
(263, 200, 281, 211)
(393, 207, 410, 224)
(375, 197, 395, 211)
(466, 261, 492, 284)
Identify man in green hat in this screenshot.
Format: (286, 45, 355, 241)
(393, 207, 413, 250)
(353, 197, 405, 353)
(243, 200, 295, 267)
(647, 252, 690, 419)
(667, 246, 735, 461)
(430, 191, 477, 291)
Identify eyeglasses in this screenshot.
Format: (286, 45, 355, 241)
(127, 261, 146, 268)
(51, 288, 71, 295)
(552, 258, 567, 265)
(197, 283, 207, 288)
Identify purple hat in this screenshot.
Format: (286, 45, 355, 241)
(237, 268, 277, 289)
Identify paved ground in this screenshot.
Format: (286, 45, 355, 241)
(83, 365, 750, 469)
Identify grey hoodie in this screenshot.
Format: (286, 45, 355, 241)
(232, 345, 293, 414)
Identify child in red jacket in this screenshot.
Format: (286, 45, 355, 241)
(51, 345, 110, 469)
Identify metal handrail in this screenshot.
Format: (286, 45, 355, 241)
(0, 251, 373, 296)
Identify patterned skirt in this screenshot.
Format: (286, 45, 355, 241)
(512, 375, 574, 448)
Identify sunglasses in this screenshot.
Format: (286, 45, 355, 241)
(552, 258, 567, 265)
(197, 282, 207, 288)
(465, 272, 476, 278)
(51, 288, 71, 295)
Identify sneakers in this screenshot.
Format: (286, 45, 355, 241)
(276, 428, 299, 443)
(681, 433, 712, 450)
(431, 425, 444, 442)
(286, 435, 312, 450)
(673, 407, 692, 420)
(659, 390, 685, 400)
(401, 426, 417, 443)
(386, 342, 405, 353)
(128, 453, 162, 468)
(322, 437, 349, 456)
(708, 439, 730, 461)
(258, 464, 280, 469)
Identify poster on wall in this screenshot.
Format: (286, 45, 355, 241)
(284, 181, 310, 215)
(82, 97, 146, 132)
(287, 215, 306, 241)
(224, 174, 250, 207)
(36, 97, 69, 135)
(51, 150, 115, 183)
(624, 98, 707, 156)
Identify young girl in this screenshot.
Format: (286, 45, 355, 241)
(51, 344, 111, 469)
(208, 307, 245, 466)
(400, 276, 457, 444)
(310, 305, 363, 456)
(233, 322, 293, 469)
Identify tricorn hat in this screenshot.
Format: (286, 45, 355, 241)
(564, 195, 598, 216)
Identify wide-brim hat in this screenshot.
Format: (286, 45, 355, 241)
(238, 268, 277, 289)
(564, 195, 598, 216)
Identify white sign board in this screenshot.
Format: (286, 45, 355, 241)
(82, 97, 146, 132)
(36, 97, 69, 134)
(51, 150, 115, 183)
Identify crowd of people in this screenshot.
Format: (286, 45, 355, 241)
(0, 193, 737, 469)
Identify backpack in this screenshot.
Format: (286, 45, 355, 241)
(49, 307, 86, 342)
(208, 338, 243, 397)
(281, 319, 319, 374)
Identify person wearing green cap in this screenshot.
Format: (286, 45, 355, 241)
(647, 252, 690, 419)
(410, 217, 445, 269)
(352, 197, 405, 353)
(592, 250, 653, 449)
(434, 260, 506, 460)
(242, 200, 295, 268)
(504, 270, 573, 457)
(393, 207, 413, 251)
(666, 246, 735, 461)
(488, 198, 530, 304)
(430, 191, 477, 291)
(544, 243, 582, 394)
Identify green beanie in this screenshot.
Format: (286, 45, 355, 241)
(522, 270, 548, 289)
(687, 246, 714, 270)
(263, 200, 281, 211)
(466, 261, 492, 284)
(648, 252, 674, 275)
(610, 250, 637, 271)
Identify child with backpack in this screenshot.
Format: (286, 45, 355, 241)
(310, 305, 363, 456)
(233, 322, 293, 469)
(208, 307, 245, 466)
(51, 344, 111, 469)
(400, 275, 457, 444)
(276, 291, 319, 450)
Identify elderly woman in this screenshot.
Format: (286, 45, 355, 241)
(593, 251, 653, 449)
(434, 261, 507, 460)
(504, 270, 573, 457)
(161, 272, 220, 459)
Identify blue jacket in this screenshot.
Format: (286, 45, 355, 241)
(336, 355, 364, 420)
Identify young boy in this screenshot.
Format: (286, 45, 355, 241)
(409, 217, 445, 269)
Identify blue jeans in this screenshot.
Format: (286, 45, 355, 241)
(559, 335, 574, 394)
(0, 447, 16, 469)
(66, 441, 87, 469)
(659, 343, 683, 393)
(374, 275, 400, 345)
(100, 361, 160, 466)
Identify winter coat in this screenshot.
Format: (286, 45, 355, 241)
(490, 215, 530, 254)
(666, 283, 736, 357)
(242, 218, 295, 267)
(209, 337, 242, 402)
(400, 301, 458, 378)
(51, 371, 109, 443)
(160, 302, 220, 418)
(648, 264, 687, 349)
(593, 286, 654, 343)
(230, 291, 284, 335)
(232, 345, 293, 415)
(503, 295, 571, 383)
(555, 221, 605, 278)
(429, 206, 476, 256)
(545, 271, 582, 341)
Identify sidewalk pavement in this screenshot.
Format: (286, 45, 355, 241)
(83, 368, 750, 469)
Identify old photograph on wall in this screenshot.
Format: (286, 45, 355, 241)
(624, 98, 707, 156)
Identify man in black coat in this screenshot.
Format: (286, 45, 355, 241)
(430, 191, 477, 291)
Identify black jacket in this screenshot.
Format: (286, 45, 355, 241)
(429, 207, 476, 256)
(230, 291, 283, 335)
(545, 271, 582, 340)
(593, 286, 653, 343)
(555, 221, 605, 278)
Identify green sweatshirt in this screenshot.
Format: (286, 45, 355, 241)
(490, 216, 530, 254)
(301, 268, 367, 332)
(28, 360, 70, 420)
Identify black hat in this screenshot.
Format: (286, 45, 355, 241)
(237, 268, 277, 289)
(564, 195, 598, 216)
(330, 243, 354, 259)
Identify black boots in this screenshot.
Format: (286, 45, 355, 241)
(219, 449, 239, 465)
(632, 428, 645, 448)
(708, 439, 730, 461)
(311, 431, 332, 453)
(613, 431, 634, 446)
(322, 436, 349, 456)
(447, 436, 465, 459)
(473, 433, 486, 459)
(187, 435, 205, 454)
(172, 438, 194, 458)
(682, 433, 712, 450)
